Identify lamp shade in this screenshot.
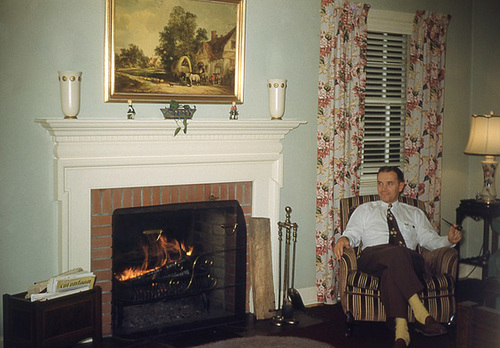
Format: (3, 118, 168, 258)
(464, 113, 500, 155)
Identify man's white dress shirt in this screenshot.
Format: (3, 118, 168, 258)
(342, 200, 452, 251)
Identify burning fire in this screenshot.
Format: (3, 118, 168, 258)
(115, 234, 193, 281)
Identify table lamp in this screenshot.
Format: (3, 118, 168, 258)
(464, 112, 500, 202)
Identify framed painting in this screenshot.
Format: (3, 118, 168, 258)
(105, 0, 245, 104)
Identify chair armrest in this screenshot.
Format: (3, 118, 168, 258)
(338, 247, 358, 308)
(340, 247, 358, 271)
(421, 247, 458, 280)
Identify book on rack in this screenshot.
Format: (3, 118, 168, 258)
(47, 271, 96, 293)
(27, 268, 96, 301)
(30, 288, 92, 302)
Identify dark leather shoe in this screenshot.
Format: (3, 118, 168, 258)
(394, 338, 407, 347)
(414, 316, 447, 336)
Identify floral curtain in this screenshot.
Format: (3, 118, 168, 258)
(316, 0, 370, 304)
(404, 11, 451, 230)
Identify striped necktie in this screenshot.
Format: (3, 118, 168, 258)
(387, 203, 406, 247)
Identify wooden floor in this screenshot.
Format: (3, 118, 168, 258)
(75, 303, 458, 348)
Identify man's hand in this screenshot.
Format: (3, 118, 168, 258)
(448, 224, 462, 244)
(334, 236, 351, 260)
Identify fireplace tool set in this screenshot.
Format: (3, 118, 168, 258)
(272, 206, 303, 326)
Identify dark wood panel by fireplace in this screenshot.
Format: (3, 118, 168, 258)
(111, 200, 247, 339)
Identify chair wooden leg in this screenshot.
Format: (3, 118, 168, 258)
(345, 310, 354, 337)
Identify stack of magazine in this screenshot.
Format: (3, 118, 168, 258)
(27, 268, 96, 301)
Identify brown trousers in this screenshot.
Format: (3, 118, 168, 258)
(358, 244, 425, 318)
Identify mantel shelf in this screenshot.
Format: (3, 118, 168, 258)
(35, 118, 307, 139)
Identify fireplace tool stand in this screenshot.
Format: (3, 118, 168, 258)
(272, 206, 299, 326)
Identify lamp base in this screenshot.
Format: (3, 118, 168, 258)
(480, 155, 498, 202)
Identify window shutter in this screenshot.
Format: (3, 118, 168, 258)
(361, 31, 408, 190)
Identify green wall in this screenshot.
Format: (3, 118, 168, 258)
(467, 1, 500, 255)
(1, 0, 495, 338)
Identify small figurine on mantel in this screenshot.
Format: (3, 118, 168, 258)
(127, 100, 136, 120)
(229, 101, 238, 120)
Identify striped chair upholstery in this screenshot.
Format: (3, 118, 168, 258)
(337, 195, 458, 329)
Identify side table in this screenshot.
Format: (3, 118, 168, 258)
(456, 301, 500, 348)
(3, 286, 102, 348)
(456, 199, 500, 280)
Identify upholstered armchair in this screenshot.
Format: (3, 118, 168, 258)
(337, 195, 458, 336)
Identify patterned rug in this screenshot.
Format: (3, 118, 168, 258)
(195, 335, 334, 347)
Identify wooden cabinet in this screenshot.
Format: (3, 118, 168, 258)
(3, 286, 102, 348)
(456, 301, 500, 348)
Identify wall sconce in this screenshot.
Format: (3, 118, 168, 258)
(464, 112, 500, 202)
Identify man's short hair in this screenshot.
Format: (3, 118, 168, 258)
(378, 166, 404, 183)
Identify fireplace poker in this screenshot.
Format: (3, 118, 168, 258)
(272, 223, 284, 326)
(288, 222, 306, 311)
(291, 224, 297, 288)
(282, 215, 292, 319)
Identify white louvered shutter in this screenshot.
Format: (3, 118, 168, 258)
(360, 31, 408, 193)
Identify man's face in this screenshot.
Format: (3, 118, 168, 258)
(377, 171, 404, 204)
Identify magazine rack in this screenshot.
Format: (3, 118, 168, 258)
(3, 286, 102, 348)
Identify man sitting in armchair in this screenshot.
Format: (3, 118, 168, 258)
(333, 166, 462, 348)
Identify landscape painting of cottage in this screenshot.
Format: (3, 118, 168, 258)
(105, 0, 245, 104)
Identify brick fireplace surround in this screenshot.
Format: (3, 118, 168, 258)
(92, 182, 252, 335)
(37, 118, 304, 337)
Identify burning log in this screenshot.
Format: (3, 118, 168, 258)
(114, 252, 219, 304)
(115, 232, 193, 282)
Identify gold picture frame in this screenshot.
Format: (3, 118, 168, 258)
(105, 0, 245, 104)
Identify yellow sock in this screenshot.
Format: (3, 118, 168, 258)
(408, 293, 430, 324)
(395, 317, 410, 346)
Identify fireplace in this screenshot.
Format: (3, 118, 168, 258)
(36, 118, 305, 337)
(111, 200, 247, 338)
(91, 182, 252, 336)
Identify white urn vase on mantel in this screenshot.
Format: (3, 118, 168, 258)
(58, 71, 82, 119)
(268, 79, 287, 120)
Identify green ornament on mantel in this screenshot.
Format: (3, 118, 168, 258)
(160, 100, 196, 136)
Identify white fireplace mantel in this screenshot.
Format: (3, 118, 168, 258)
(36, 118, 306, 285)
(36, 118, 306, 163)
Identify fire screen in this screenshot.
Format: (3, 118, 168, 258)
(111, 200, 247, 338)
